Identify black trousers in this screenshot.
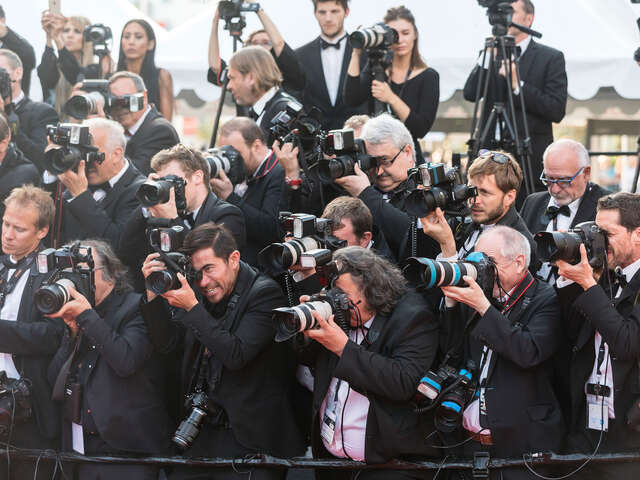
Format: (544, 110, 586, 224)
(0, 417, 57, 480)
(168, 425, 285, 480)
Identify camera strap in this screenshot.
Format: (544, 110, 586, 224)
(0, 253, 36, 310)
(52, 334, 83, 402)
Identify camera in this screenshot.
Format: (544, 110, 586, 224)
(205, 145, 246, 186)
(34, 243, 95, 315)
(83, 23, 112, 58)
(404, 163, 478, 217)
(350, 23, 398, 50)
(317, 133, 379, 184)
(0, 371, 32, 438)
(535, 221, 607, 270)
(173, 391, 218, 450)
(43, 123, 105, 175)
(65, 79, 144, 119)
(270, 101, 323, 149)
(218, 0, 260, 20)
(272, 287, 350, 342)
(145, 224, 190, 295)
(404, 251, 496, 297)
(0, 67, 11, 101)
(258, 213, 347, 275)
(136, 175, 188, 217)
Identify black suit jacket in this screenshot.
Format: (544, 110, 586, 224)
(13, 97, 59, 172)
(125, 107, 180, 175)
(48, 291, 171, 454)
(258, 88, 301, 147)
(302, 290, 440, 463)
(59, 162, 146, 247)
(141, 262, 305, 458)
(0, 257, 65, 441)
(0, 143, 40, 215)
(3, 28, 36, 96)
(295, 36, 367, 131)
(520, 182, 611, 236)
(225, 154, 284, 266)
(463, 40, 568, 185)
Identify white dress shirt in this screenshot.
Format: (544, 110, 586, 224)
(125, 105, 152, 139)
(320, 34, 347, 107)
(233, 150, 272, 198)
(252, 87, 278, 125)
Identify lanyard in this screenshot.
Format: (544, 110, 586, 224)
(0, 254, 35, 310)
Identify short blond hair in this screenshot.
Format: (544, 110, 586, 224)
(229, 46, 282, 94)
(468, 151, 523, 194)
(4, 185, 55, 230)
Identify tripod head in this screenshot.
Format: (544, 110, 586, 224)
(479, 0, 542, 39)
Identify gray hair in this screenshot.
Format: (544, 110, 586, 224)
(109, 71, 147, 92)
(80, 239, 133, 295)
(332, 246, 408, 315)
(82, 118, 126, 153)
(361, 113, 416, 163)
(0, 49, 22, 70)
(543, 139, 590, 169)
(479, 226, 531, 269)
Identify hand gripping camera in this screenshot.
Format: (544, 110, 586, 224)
(205, 145, 246, 186)
(136, 175, 188, 217)
(535, 221, 608, 270)
(34, 243, 96, 315)
(272, 287, 351, 342)
(43, 124, 105, 175)
(258, 213, 347, 275)
(317, 130, 379, 184)
(145, 222, 191, 295)
(404, 163, 478, 218)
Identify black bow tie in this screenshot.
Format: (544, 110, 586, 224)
(545, 205, 571, 220)
(321, 36, 344, 50)
(89, 182, 111, 193)
(248, 108, 259, 121)
(613, 266, 628, 290)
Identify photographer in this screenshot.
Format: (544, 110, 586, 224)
(554, 192, 640, 479)
(119, 144, 246, 291)
(207, 0, 304, 94)
(0, 48, 59, 173)
(0, 186, 64, 479)
(47, 239, 170, 479)
(0, 6, 35, 96)
(344, 6, 439, 161)
(213, 117, 284, 265)
(438, 226, 564, 478)
(52, 118, 146, 247)
(295, 246, 439, 475)
(141, 222, 304, 480)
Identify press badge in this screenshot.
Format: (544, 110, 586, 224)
(587, 400, 608, 431)
(321, 407, 337, 443)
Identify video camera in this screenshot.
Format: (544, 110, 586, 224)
(535, 221, 607, 270)
(272, 287, 350, 342)
(145, 222, 191, 295)
(317, 130, 379, 184)
(404, 163, 478, 218)
(64, 79, 144, 120)
(34, 243, 96, 315)
(404, 251, 496, 297)
(258, 212, 346, 275)
(350, 23, 398, 51)
(136, 175, 188, 217)
(83, 23, 112, 58)
(205, 145, 246, 186)
(43, 123, 105, 174)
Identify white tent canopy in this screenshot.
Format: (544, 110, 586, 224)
(11, 0, 640, 102)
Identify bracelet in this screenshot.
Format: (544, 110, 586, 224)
(285, 177, 302, 187)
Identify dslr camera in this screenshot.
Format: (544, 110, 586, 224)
(404, 163, 478, 217)
(404, 251, 496, 297)
(270, 101, 323, 149)
(272, 287, 350, 342)
(218, 0, 260, 20)
(136, 175, 188, 217)
(145, 223, 190, 295)
(83, 23, 112, 58)
(43, 123, 105, 175)
(205, 145, 246, 186)
(317, 130, 379, 184)
(173, 391, 219, 450)
(0, 371, 32, 438)
(34, 243, 96, 315)
(258, 213, 347, 275)
(350, 23, 398, 50)
(535, 221, 607, 269)
(65, 79, 144, 119)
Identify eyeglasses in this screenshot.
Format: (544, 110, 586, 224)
(374, 144, 407, 168)
(539, 167, 585, 188)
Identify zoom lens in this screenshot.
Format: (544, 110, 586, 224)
(34, 278, 75, 314)
(172, 407, 208, 450)
(136, 180, 172, 207)
(535, 231, 582, 264)
(272, 301, 333, 342)
(43, 147, 83, 175)
(404, 258, 478, 289)
(64, 91, 104, 119)
(317, 156, 356, 183)
(258, 237, 321, 274)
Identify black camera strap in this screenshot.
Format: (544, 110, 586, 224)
(52, 333, 83, 402)
(0, 253, 36, 310)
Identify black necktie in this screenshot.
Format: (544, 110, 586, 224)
(248, 108, 259, 121)
(89, 182, 111, 193)
(545, 205, 571, 220)
(321, 37, 343, 50)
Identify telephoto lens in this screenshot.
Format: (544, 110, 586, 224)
(258, 237, 321, 274)
(34, 278, 76, 314)
(404, 258, 479, 289)
(64, 92, 105, 119)
(272, 301, 333, 342)
(172, 392, 215, 450)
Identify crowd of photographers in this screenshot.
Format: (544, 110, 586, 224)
(0, 0, 638, 480)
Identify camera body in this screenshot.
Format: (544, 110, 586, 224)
(35, 244, 96, 315)
(64, 79, 144, 120)
(218, 0, 260, 20)
(404, 163, 478, 217)
(350, 23, 398, 51)
(272, 287, 351, 342)
(0, 371, 32, 438)
(205, 145, 246, 186)
(270, 101, 323, 150)
(173, 391, 218, 450)
(145, 224, 190, 295)
(43, 123, 105, 175)
(317, 132, 379, 184)
(258, 213, 347, 275)
(136, 175, 188, 217)
(83, 23, 113, 57)
(535, 221, 607, 270)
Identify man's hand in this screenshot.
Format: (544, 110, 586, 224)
(58, 160, 89, 198)
(210, 169, 233, 200)
(441, 276, 491, 316)
(420, 208, 457, 257)
(334, 163, 371, 197)
(304, 310, 349, 356)
(371, 80, 396, 104)
(162, 273, 198, 311)
(46, 286, 92, 337)
(556, 244, 598, 291)
(273, 140, 300, 179)
(498, 60, 519, 91)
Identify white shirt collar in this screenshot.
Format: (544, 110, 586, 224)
(11, 91, 24, 106)
(252, 87, 278, 117)
(126, 105, 152, 137)
(517, 35, 532, 56)
(622, 257, 640, 283)
(252, 150, 272, 178)
(108, 161, 129, 188)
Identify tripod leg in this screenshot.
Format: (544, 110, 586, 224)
(631, 136, 640, 193)
(209, 76, 229, 148)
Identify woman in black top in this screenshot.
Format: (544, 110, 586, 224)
(117, 19, 174, 121)
(345, 6, 439, 161)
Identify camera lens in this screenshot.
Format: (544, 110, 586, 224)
(435, 390, 466, 433)
(64, 92, 104, 120)
(273, 301, 333, 342)
(206, 154, 230, 179)
(43, 148, 82, 175)
(172, 406, 208, 450)
(136, 180, 172, 207)
(404, 258, 478, 289)
(317, 156, 355, 184)
(146, 270, 179, 295)
(258, 237, 320, 274)
(34, 278, 75, 314)
(534, 231, 582, 264)
(404, 189, 449, 218)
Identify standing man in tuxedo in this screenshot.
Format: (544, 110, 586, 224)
(295, 0, 367, 131)
(520, 139, 610, 283)
(0, 7, 35, 96)
(463, 0, 567, 189)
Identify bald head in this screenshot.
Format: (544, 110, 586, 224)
(542, 139, 591, 206)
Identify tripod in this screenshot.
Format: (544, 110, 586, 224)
(466, 14, 541, 196)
